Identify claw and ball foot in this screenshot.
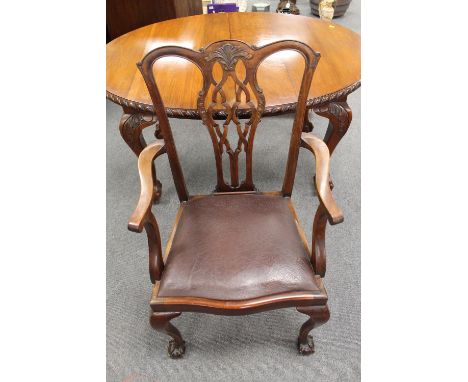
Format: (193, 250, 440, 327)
(167, 339, 186, 358)
(298, 333, 315, 355)
(150, 311, 185, 358)
(297, 305, 330, 355)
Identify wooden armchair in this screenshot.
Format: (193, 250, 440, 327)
(128, 39, 344, 358)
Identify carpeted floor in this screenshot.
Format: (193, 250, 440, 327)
(107, 1, 360, 381)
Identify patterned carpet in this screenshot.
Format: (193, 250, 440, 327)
(107, 1, 360, 380)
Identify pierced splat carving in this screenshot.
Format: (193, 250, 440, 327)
(137, 39, 320, 202)
(198, 42, 265, 192)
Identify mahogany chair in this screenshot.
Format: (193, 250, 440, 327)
(128, 39, 344, 358)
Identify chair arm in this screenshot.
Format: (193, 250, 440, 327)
(128, 140, 166, 232)
(301, 132, 344, 225)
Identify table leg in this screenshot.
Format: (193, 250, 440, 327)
(310, 98, 352, 275)
(313, 97, 352, 157)
(119, 108, 162, 202)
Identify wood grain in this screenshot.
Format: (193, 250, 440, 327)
(151, 282, 328, 316)
(128, 140, 166, 232)
(106, 13, 360, 116)
(128, 140, 166, 283)
(301, 132, 343, 224)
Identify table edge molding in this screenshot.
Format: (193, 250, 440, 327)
(106, 81, 361, 119)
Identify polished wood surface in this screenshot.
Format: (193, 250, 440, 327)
(126, 140, 167, 283)
(128, 140, 166, 233)
(301, 132, 343, 224)
(106, 12, 360, 117)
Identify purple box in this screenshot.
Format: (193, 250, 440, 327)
(207, 3, 239, 13)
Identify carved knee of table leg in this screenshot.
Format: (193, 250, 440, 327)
(119, 109, 163, 203)
(119, 112, 153, 156)
(313, 99, 352, 157)
(296, 305, 330, 355)
(150, 311, 186, 358)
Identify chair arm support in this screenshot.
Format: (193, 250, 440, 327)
(128, 140, 166, 232)
(128, 140, 166, 283)
(301, 132, 344, 225)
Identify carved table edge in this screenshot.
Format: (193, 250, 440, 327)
(106, 81, 361, 119)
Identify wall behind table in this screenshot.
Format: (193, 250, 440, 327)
(106, 0, 203, 42)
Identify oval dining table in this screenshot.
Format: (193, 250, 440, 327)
(106, 12, 361, 200)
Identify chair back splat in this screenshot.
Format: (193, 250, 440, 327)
(137, 40, 320, 200)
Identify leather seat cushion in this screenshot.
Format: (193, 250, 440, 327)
(158, 193, 320, 301)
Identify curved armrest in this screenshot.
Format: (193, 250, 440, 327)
(301, 132, 344, 225)
(128, 140, 166, 232)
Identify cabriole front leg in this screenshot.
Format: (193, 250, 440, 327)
(119, 107, 163, 202)
(150, 311, 186, 358)
(297, 305, 330, 355)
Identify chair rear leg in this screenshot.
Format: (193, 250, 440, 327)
(296, 305, 330, 355)
(150, 311, 186, 358)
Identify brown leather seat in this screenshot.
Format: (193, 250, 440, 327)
(158, 193, 321, 301)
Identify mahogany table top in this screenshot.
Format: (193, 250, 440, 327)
(106, 12, 360, 118)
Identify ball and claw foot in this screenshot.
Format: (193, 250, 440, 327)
(150, 311, 185, 358)
(168, 339, 186, 359)
(298, 335, 315, 355)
